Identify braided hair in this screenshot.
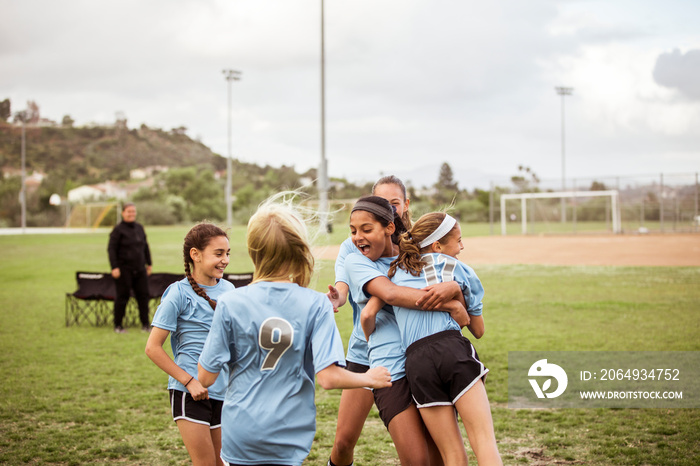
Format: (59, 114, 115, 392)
(183, 223, 229, 309)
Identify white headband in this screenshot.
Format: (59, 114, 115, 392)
(419, 214, 457, 248)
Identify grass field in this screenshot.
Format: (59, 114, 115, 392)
(0, 226, 698, 465)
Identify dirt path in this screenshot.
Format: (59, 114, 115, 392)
(314, 234, 700, 267)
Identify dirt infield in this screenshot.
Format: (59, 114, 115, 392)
(314, 234, 700, 267)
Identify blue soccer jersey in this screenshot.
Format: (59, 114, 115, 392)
(151, 277, 235, 400)
(198, 281, 346, 465)
(391, 253, 485, 348)
(334, 236, 357, 287)
(345, 253, 406, 381)
(334, 238, 370, 366)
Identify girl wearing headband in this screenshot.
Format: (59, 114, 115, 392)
(385, 212, 502, 465)
(333, 196, 472, 466)
(328, 177, 462, 466)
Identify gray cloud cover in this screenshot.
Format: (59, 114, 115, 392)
(2, 0, 699, 188)
(653, 49, 700, 100)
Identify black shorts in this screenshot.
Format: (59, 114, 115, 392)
(169, 389, 223, 428)
(373, 376, 414, 429)
(345, 361, 370, 374)
(405, 330, 489, 408)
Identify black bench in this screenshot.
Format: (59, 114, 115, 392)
(65, 271, 254, 327)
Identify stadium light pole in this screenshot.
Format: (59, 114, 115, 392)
(555, 86, 573, 223)
(318, 0, 329, 232)
(20, 115, 26, 233)
(223, 69, 241, 227)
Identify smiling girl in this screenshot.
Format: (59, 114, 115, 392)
(335, 196, 474, 465)
(388, 212, 501, 465)
(328, 177, 461, 466)
(145, 223, 235, 466)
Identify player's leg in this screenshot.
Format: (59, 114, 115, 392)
(418, 405, 468, 466)
(171, 390, 221, 466)
(454, 381, 502, 466)
(386, 404, 433, 465)
(425, 423, 445, 466)
(177, 419, 219, 466)
(375, 377, 434, 466)
(209, 398, 224, 466)
(209, 427, 224, 466)
(329, 387, 374, 465)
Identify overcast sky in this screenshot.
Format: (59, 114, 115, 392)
(2, 0, 699, 190)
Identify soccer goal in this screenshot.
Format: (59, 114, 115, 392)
(500, 190, 621, 235)
(66, 202, 119, 228)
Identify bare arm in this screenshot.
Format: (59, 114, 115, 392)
(442, 300, 471, 328)
(316, 364, 392, 390)
(466, 314, 485, 339)
(440, 282, 480, 333)
(365, 276, 471, 327)
(416, 281, 464, 310)
(197, 363, 220, 389)
(145, 327, 209, 400)
(365, 276, 458, 312)
(360, 296, 384, 341)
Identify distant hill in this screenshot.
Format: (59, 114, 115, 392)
(0, 119, 343, 227)
(0, 121, 225, 189)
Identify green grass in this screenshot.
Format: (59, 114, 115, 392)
(0, 227, 698, 465)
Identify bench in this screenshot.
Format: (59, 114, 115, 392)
(65, 271, 254, 327)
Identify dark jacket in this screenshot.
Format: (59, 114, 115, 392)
(108, 221, 152, 270)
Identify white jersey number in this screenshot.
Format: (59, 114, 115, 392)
(259, 317, 294, 371)
(422, 254, 456, 286)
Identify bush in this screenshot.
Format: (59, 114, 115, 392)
(133, 201, 178, 225)
(454, 199, 488, 222)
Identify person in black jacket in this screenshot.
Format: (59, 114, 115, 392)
(108, 203, 152, 333)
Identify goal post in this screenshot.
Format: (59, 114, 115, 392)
(67, 202, 119, 228)
(500, 190, 621, 235)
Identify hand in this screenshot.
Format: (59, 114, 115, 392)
(416, 281, 460, 310)
(187, 379, 209, 401)
(326, 285, 341, 313)
(447, 301, 471, 328)
(111, 268, 121, 279)
(146, 265, 152, 276)
(365, 366, 392, 389)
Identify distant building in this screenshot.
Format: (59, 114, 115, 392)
(24, 171, 45, 192)
(130, 165, 167, 180)
(68, 182, 127, 203)
(2, 169, 46, 193)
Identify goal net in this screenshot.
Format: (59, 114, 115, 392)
(500, 190, 621, 235)
(66, 202, 119, 228)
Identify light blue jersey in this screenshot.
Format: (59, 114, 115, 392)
(199, 282, 346, 466)
(334, 237, 370, 366)
(391, 253, 484, 348)
(345, 253, 406, 381)
(151, 277, 235, 400)
(334, 236, 357, 286)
